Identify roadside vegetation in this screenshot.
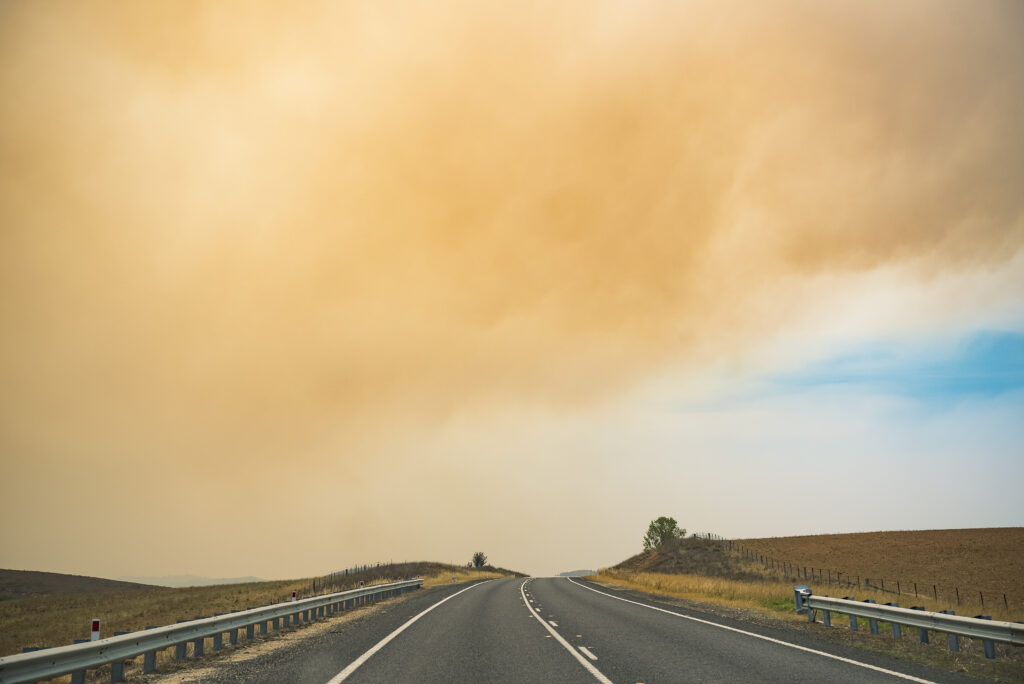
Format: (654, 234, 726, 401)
(0, 560, 523, 659)
(589, 520, 1024, 681)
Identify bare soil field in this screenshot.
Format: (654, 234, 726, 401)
(735, 528, 1024, 617)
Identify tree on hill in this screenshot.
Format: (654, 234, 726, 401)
(642, 517, 686, 551)
(472, 551, 488, 568)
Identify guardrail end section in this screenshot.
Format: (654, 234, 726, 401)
(793, 585, 811, 613)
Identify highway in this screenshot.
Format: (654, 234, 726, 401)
(190, 577, 980, 683)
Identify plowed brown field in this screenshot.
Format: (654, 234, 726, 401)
(735, 528, 1024, 615)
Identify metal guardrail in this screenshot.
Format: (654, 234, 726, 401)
(0, 578, 423, 684)
(794, 585, 1023, 659)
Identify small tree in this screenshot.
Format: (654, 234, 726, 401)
(472, 551, 488, 568)
(642, 517, 685, 551)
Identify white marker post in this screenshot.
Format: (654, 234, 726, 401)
(91, 619, 100, 641)
(291, 591, 297, 602)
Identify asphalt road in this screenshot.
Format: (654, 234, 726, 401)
(191, 577, 983, 683)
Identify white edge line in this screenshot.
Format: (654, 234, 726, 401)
(566, 578, 935, 684)
(325, 581, 489, 683)
(579, 646, 598, 661)
(521, 579, 613, 684)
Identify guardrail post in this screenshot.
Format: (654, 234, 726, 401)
(72, 639, 88, 683)
(884, 604, 901, 639)
(246, 623, 255, 640)
(110, 631, 134, 682)
(211, 615, 224, 650)
(939, 611, 959, 651)
(273, 617, 280, 631)
(843, 598, 858, 631)
(259, 620, 268, 635)
(174, 620, 189, 659)
(864, 600, 879, 634)
(193, 635, 204, 657)
(911, 606, 929, 643)
(975, 616, 995, 658)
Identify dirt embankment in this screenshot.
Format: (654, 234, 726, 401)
(614, 537, 766, 581)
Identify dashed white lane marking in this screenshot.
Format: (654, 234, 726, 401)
(549, 620, 559, 627)
(565, 578, 935, 684)
(325, 581, 489, 683)
(521, 579, 613, 684)
(579, 646, 598, 661)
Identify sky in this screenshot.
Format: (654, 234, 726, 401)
(1, 0, 1022, 580)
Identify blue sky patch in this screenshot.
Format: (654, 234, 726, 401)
(768, 330, 1024, 402)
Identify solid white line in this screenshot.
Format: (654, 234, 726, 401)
(325, 581, 488, 683)
(579, 646, 598, 661)
(566, 579, 935, 684)
(520, 579, 613, 684)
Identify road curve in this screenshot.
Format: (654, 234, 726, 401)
(181, 577, 980, 683)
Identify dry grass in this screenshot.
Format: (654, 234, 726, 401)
(0, 561, 521, 660)
(421, 568, 514, 587)
(593, 568, 1024, 682)
(594, 568, 800, 613)
(0, 577, 327, 658)
(734, 528, 1024, 620)
(594, 568, 1019, 621)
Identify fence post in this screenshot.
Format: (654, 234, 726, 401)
(911, 606, 929, 643)
(939, 611, 959, 651)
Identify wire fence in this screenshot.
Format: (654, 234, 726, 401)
(692, 533, 1017, 614)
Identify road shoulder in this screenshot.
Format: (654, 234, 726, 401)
(579, 579, 1020, 683)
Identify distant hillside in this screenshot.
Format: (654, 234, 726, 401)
(0, 569, 156, 601)
(117, 574, 265, 588)
(614, 537, 765, 581)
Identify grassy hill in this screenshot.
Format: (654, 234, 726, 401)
(0, 561, 523, 658)
(597, 528, 1023, 621)
(0, 569, 156, 601)
(614, 537, 766, 581)
(595, 530, 1024, 680)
